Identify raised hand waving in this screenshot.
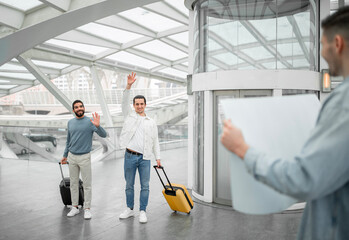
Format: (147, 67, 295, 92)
(90, 112, 100, 128)
(127, 72, 136, 89)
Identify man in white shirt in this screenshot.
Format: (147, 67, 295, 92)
(119, 72, 161, 223)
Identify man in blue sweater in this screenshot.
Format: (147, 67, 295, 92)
(61, 100, 107, 220)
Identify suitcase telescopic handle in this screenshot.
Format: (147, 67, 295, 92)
(58, 162, 68, 187)
(153, 166, 174, 191)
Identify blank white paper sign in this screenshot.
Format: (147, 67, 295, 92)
(221, 95, 321, 214)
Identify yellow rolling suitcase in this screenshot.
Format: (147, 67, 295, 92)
(154, 166, 194, 214)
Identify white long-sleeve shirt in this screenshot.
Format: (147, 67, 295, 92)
(119, 89, 161, 161)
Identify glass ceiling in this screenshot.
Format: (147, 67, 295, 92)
(0, 0, 42, 11)
(78, 23, 143, 44)
(0, 0, 345, 99)
(0, 0, 190, 98)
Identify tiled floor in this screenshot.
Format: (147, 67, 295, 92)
(0, 147, 302, 240)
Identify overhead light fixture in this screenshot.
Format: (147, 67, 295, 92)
(321, 69, 331, 93)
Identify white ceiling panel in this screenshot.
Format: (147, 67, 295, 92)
(0, 0, 42, 11)
(0, 85, 17, 89)
(134, 40, 187, 61)
(158, 67, 187, 78)
(107, 51, 160, 69)
(78, 22, 143, 44)
(168, 32, 188, 45)
(119, 7, 182, 32)
(165, 0, 189, 16)
(0, 72, 36, 79)
(31, 60, 70, 69)
(45, 39, 108, 55)
(0, 63, 27, 71)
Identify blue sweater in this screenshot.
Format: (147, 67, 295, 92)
(63, 116, 107, 157)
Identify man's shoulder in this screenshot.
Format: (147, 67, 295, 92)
(325, 81, 349, 110)
(68, 118, 75, 124)
(127, 112, 137, 118)
(145, 115, 156, 124)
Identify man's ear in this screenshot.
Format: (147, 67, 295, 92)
(334, 34, 344, 54)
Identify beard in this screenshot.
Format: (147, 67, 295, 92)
(326, 46, 342, 77)
(75, 110, 85, 117)
(328, 61, 341, 77)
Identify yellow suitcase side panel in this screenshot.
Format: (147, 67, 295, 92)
(171, 184, 194, 207)
(162, 184, 194, 213)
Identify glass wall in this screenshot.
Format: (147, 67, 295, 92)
(0, 124, 188, 162)
(0, 66, 186, 117)
(214, 90, 272, 205)
(213, 91, 238, 205)
(194, 0, 318, 73)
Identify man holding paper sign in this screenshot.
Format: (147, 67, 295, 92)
(221, 7, 349, 240)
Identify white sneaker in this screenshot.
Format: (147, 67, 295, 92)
(119, 208, 134, 219)
(139, 210, 147, 223)
(67, 207, 79, 217)
(84, 209, 92, 220)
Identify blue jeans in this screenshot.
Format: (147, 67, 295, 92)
(124, 151, 150, 211)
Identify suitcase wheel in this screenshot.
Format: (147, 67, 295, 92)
(187, 211, 190, 214)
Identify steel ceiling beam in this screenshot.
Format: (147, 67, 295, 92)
(39, 0, 71, 12)
(97, 15, 156, 38)
(160, 38, 188, 53)
(126, 48, 172, 66)
(8, 84, 34, 96)
(0, 0, 160, 66)
(56, 29, 121, 49)
(17, 55, 73, 113)
(0, 76, 37, 85)
(28, 48, 92, 66)
(286, 16, 310, 63)
(142, 1, 188, 25)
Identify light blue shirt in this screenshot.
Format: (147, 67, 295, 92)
(244, 77, 349, 240)
(63, 116, 107, 157)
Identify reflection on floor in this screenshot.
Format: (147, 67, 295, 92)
(0, 147, 302, 240)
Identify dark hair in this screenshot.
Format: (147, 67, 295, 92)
(133, 95, 146, 105)
(72, 100, 84, 109)
(321, 6, 349, 41)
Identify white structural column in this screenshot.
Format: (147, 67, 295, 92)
(187, 10, 195, 190)
(0, 0, 160, 66)
(90, 65, 117, 154)
(16, 55, 73, 113)
(90, 65, 113, 128)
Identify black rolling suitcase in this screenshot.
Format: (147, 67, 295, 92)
(59, 162, 84, 206)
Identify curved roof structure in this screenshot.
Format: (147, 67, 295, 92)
(0, 0, 343, 102)
(0, 0, 189, 101)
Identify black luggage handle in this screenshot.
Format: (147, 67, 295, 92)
(153, 166, 175, 192)
(58, 162, 68, 187)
